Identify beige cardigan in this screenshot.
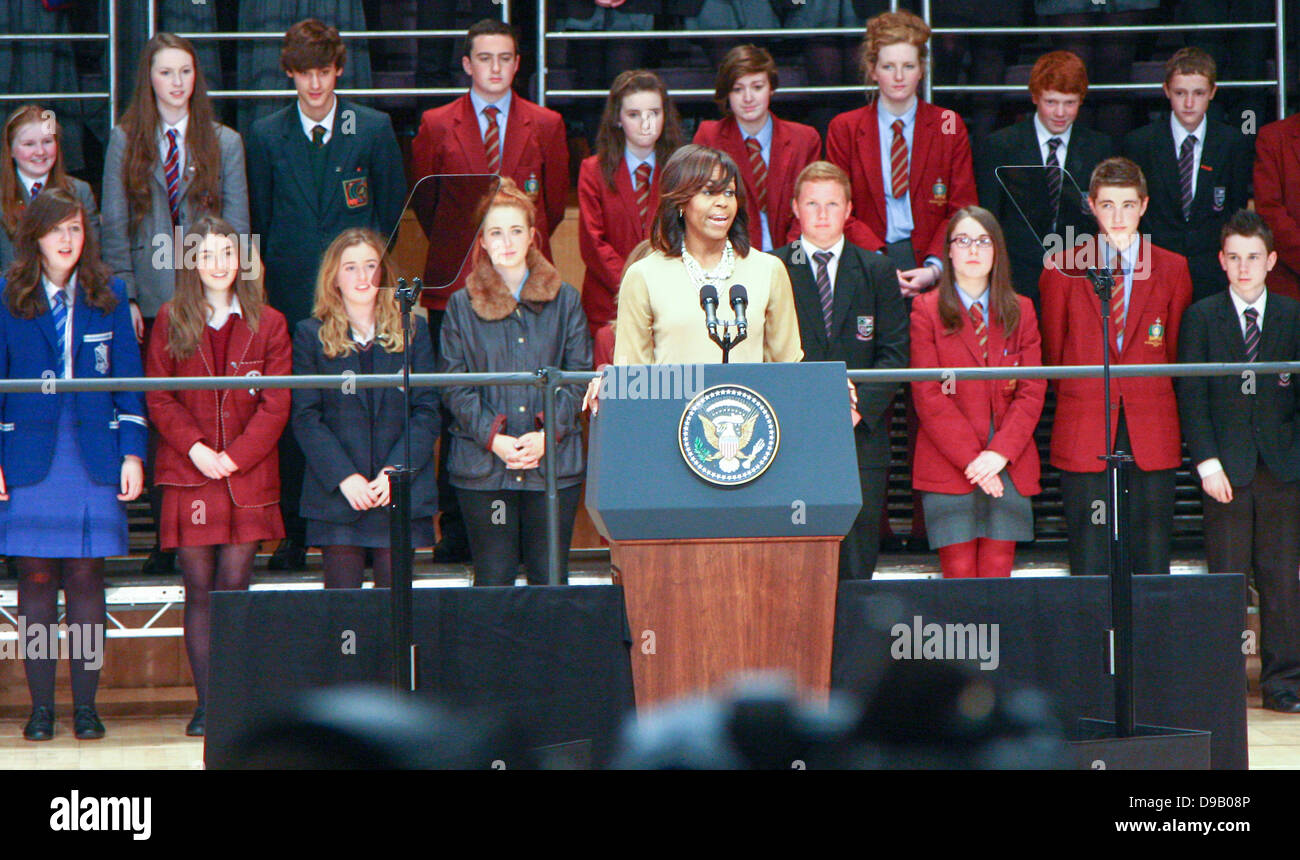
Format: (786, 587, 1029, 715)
(613, 248, 804, 365)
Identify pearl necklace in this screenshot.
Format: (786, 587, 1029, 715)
(681, 240, 736, 291)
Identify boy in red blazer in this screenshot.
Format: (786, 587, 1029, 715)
(410, 18, 570, 330)
(692, 44, 821, 253)
(1253, 111, 1300, 300)
(1040, 157, 1193, 576)
(825, 10, 977, 298)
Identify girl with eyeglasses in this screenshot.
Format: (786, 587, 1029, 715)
(909, 206, 1046, 577)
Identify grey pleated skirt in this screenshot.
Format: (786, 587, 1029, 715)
(922, 476, 1034, 550)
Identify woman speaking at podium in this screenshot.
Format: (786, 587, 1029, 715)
(612, 144, 803, 365)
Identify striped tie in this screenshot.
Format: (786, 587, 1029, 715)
(483, 105, 501, 174)
(813, 250, 834, 336)
(163, 128, 181, 226)
(1111, 263, 1127, 350)
(1045, 137, 1063, 216)
(1179, 135, 1197, 221)
(50, 289, 68, 378)
(1244, 307, 1261, 363)
(311, 124, 327, 148)
(29, 181, 42, 199)
(634, 162, 652, 224)
(970, 301, 988, 362)
(889, 119, 909, 200)
(745, 137, 768, 214)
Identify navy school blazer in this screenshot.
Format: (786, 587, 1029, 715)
(0, 276, 147, 487)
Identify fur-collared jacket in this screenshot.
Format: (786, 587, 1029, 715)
(438, 248, 592, 491)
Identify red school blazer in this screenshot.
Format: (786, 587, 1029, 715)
(825, 100, 977, 264)
(910, 289, 1047, 496)
(410, 92, 570, 311)
(1253, 114, 1300, 300)
(1038, 240, 1193, 473)
(577, 154, 659, 331)
(693, 114, 822, 251)
(145, 303, 293, 507)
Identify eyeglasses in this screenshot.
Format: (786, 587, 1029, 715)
(950, 235, 994, 250)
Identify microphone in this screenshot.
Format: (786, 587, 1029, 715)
(729, 284, 749, 337)
(700, 284, 720, 338)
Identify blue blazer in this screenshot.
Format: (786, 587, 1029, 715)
(0, 276, 147, 487)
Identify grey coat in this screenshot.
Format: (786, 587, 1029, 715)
(100, 122, 249, 317)
(0, 176, 100, 275)
(438, 249, 592, 492)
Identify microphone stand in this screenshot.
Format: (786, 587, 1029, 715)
(389, 276, 423, 695)
(1084, 263, 1135, 737)
(708, 322, 747, 364)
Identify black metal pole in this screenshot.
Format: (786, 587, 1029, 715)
(388, 277, 423, 694)
(1088, 264, 1136, 737)
(541, 367, 562, 585)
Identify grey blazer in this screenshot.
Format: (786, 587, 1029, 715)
(100, 122, 249, 317)
(0, 176, 100, 275)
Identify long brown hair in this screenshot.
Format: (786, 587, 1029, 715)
(118, 33, 223, 233)
(937, 206, 1020, 336)
(649, 144, 750, 258)
(595, 70, 682, 190)
(468, 176, 535, 272)
(2, 105, 74, 237)
(166, 216, 265, 360)
(4, 188, 116, 319)
(311, 228, 405, 358)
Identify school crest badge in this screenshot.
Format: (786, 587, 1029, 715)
(342, 176, 370, 209)
(856, 315, 875, 341)
(94, 342, 109, 374)
(1213, 186, 1226, 212)
(679, 385, 779, 486)
(1145, 317, 1165, 349)
(930, 179, 947, 205)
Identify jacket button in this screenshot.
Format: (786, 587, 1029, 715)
(518, 406, 526, 412)
(517, 337, 525, 344)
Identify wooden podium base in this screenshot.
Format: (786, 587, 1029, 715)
(611, 536, 839, 710)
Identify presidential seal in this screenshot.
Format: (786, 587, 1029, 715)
(678, 385, 779, 486)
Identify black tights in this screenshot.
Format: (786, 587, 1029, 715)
(178, 542, 257, 707)
(17, 557, 106, 710)
(321, 546, 391, 590)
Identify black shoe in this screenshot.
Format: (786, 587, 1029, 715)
(432, 538, 471, 564)
(185, 705, 206, 737)
(267, 538, 306, 571)
(1263, 691, 1300, 713)
(141, 549, 176, 575)
(22, 706, 54, 741)
(73, 705, 106, 740)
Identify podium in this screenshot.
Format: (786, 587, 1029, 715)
(587, 362, 862, 708)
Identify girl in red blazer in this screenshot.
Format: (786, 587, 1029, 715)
(693, 44, 821, 253)
(145, 216, 291, 736)
(826, 11, 976, 297)
(579, 69, 681, 340)
(911, 206, 1047, 578)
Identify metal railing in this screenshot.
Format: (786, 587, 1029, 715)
(537, 2, 1287, 117)
(0, 5, 119, 119)
(165, 0, 509, 103)
(3, 358, 1297, 587)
